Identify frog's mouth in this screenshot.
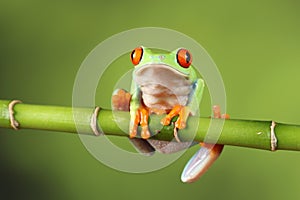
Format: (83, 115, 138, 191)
(134, 64, 191, 88)
(135, 64, 189, 78)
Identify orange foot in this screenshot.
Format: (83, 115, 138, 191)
(161, 105, 190, 129)
(112, 89, 131, 112)
(212, 105, 230, 119)
(199, 105, 230, 147)
(160, 105, 190, 142)
(130, 105, 151, 139)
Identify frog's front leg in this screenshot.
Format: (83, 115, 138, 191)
(129, 107, 140, 138)
(129, 85, 151, 139)
(113, 89, 155, 155)
(160, 105, 189, 129)
(130, 104, 151, 139)
(161, 79, 205, 138)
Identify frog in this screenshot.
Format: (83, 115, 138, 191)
(129, 46, 202, 140)
(112, 46, 228, 183)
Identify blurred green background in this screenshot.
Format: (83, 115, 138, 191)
(1, 0, 300, 199)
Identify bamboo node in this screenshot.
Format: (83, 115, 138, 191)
(90, 106, 103, 136)
(8, 100, 22, 130)
(270, 121, 277, 151)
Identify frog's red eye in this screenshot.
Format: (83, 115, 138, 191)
(130, 47, 143, 65)
(176, 48, 192, 68)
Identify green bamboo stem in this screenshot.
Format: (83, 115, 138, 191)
(1, 100, 300, 151)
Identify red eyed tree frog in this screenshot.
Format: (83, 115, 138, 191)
(129, 46, 203, 140)
(112, 46, 228, 183)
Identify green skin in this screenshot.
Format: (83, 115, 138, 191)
(129, 47, 205, 138)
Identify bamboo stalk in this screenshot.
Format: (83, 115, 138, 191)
(1, 100, 300, 151)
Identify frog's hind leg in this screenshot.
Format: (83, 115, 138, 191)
(129, 138, 155, 156)
(181, 105, 229, 183)
(147, 139, 197, 154)
(181, 142, 224, 183)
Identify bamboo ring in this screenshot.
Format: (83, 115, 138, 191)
(8, 100, 22, 130)
(270, 121, 277, 151)
(90, 106, 103, 136)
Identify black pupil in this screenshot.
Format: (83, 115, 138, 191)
(185, 52, 190, 63)
(131, 50, 135, 60)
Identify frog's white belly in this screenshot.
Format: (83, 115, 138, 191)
(134, 64, 192, 111)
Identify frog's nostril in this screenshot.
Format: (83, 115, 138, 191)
(159, 55, 165, 60)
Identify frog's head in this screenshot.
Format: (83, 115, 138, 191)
(130, 46, 197, 82)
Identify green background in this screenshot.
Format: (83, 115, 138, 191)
(1, 0, 300, 199)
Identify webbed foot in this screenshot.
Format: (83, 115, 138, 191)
(130, 105, 151, 139)
(112, 89, 131, 111)
(161, 105, 190, 142)
(161, 105, 190, 129)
